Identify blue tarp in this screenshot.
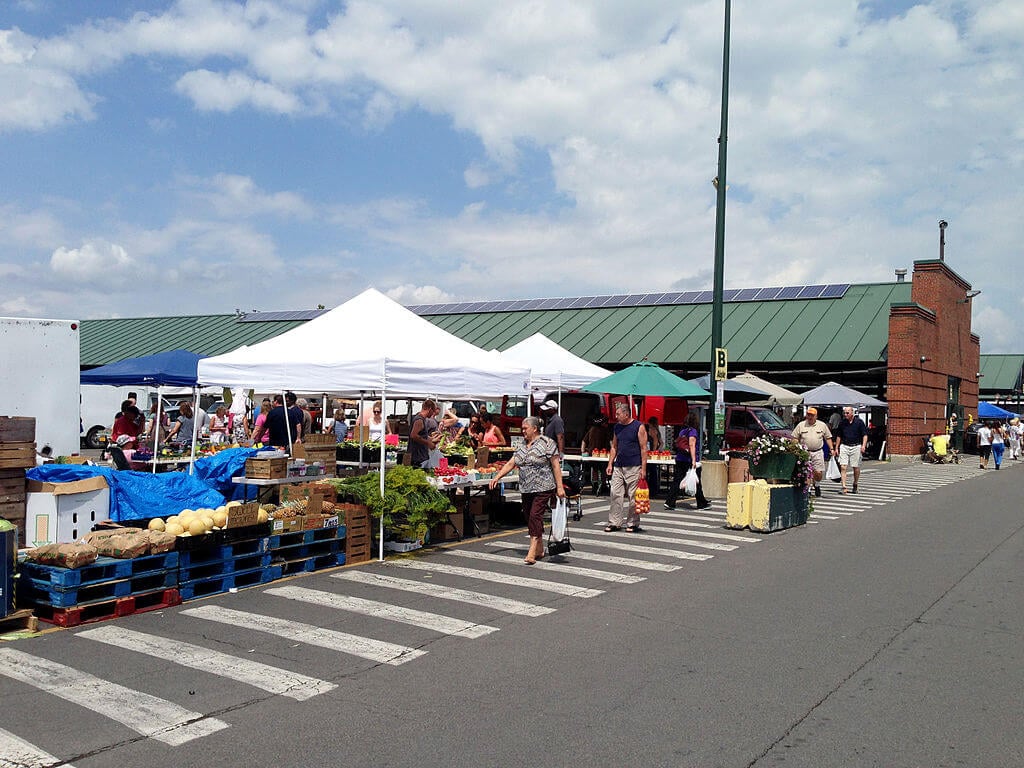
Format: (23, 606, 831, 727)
(978, 401, 1019, 420)
(80, 349, 206, 387)
(191, 447, 261, 501)
(28, 458, 233, 522)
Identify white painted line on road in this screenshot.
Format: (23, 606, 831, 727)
(568, 531, 719, 560)
(387, 559, 605, 598)
(181, 605, 425, 666)
(0, 726, 76, 768)
(595, 521, 761, 543)
(0, 649, 228, 746)
(582, 529, 737, 551)
(76, 625, 336, 701)
(484, 542, 684, 571)
(444, 548, 646, 584)
(809, 513, 839, 520)
(333, 571, 556, 617)
(265, 585, 499, 639)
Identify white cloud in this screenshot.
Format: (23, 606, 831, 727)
(49, 239, 135, 281)
(175, 69, 302, 113)
(385, 284, 455, 305)
(184, 174, 314, 220)
(0, 30, 95, 131)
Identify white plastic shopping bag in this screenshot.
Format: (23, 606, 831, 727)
(551, 497, 568, 540)
(826, 456, 841, 482)
(682, 468, 698, 496)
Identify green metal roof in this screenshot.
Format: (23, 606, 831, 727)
(979, 354, 1024, 394)
(80, 314, 304, 367)
(425, 282, 913, 367)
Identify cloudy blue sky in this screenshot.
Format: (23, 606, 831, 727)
(1, 0, 1021, 351)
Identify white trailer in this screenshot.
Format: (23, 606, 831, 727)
(0, 317, 80, 457)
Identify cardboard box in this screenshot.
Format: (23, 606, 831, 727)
(303, 434, 336, 447)
(25, 475, 110, 545)
(271, 516, 303, 534)
(245, 457, 287, 479)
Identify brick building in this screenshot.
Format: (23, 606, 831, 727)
(886, 260, 980, 456)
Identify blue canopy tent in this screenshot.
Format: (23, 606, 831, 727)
(978, 401, 1019, 420)
(80, 350, 207, 473)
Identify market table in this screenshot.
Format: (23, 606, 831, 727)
(564, 455, 676, 496)
(231, 474, 333, 503)
(433, 474, 518, 541)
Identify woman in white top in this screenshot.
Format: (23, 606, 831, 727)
(364, 402, 392, 442)
(976, 421, 992, 469)
(1007, 418, 1021, 460)
(989, 421, 1006, 469)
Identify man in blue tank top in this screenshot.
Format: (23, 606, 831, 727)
(604, 402, 648, 533)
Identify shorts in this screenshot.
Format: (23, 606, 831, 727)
(979, 445, 991, 460)
(808, 448, 825, 474)
(837, 444, 862, 468)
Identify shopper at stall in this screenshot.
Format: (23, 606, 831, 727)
(977, 420, 992, 469)
(604, 402, 648, 533)
(489, 416, 565, 564)
(664, 412, 709, 510)
(440, 409, 465, 443)
(409, 399, 441, 467)
(146, 401, 171, 445)
(111, 404, 143, 448)
(540, 400, 565, 456)
(646, 415, 663, 496)
(467, 415, 485, 448)
(324, 408, 349, 441)
(208, 405, 231, 445)
(252, 393, 303, 449)
(792, 407, 832, 497)
(582, 416, 611, 494)
(480, 411, 506, 447)
(833, 407, 869, 493)
(990, 421, 1006, 469)
(251, 400, 272, 444)
(166, 401, 206, 445)
(365, 402, 392, 442)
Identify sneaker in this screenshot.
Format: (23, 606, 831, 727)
(696, 502, 711, 509)
(852, 484, 858, 493)
(663, 502, 676, 510)
(814, 485, 821, 497)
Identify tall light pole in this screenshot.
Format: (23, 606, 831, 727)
(708, 0, 732, 457)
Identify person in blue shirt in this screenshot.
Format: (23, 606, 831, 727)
(603, 402, 648, 533)
(832, 407, 869, 493)
(664, 412, 709, 510)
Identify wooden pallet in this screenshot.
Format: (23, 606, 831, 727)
(0, 443, 35, 470)
(33, 588, 182, 628)
(0, 609, 38, 635)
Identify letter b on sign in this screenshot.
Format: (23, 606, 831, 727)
(714, 348, 728, 381)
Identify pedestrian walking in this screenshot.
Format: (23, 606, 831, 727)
(977, 421, 992, 469)
(604, 402, 648, 533)
(990, 421, 1006, 469)
(833, 407, 869, 493)
(1009, 418, 1023, 460)
(664, 412, 709, 510)
(489, 416, 564, 564)
(792, 407, 832, 497)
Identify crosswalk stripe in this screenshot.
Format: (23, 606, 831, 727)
(76, 626, 337, 701)
(811, 507, 855, 515)
(484, 542, 684, 571)
(444, 548, 646, 584)
(0, 648, 228, 746)
(0, 726, 77, 768)
(567, 531, 717, 560)
(333, 571, 556, 617)
(181, 605, 425, 666)
(265, 585, 499, 639)
(386, 559, 604, 598)
(594, 521, 761, 543)
(810, 513, 839, 520)
(581, 529, 737, 551)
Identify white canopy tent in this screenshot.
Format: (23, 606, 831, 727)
(732, 373, 803, 407)
(198, 288, 532, 560)
(495, 333, 612, 411)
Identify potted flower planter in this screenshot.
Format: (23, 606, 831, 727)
(748, 452, 797, 481)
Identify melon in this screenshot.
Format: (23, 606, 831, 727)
(165, 522, 185, 536)
(212, 510, 229, 528)
(187, 519, 207, 536)
(147, 518, 165, 532)
(256, 509, 269, 524)
(226, 500, 242, 508)
(165, 515, 180, 526)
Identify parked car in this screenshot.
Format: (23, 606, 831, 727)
(723, 405, 793, 450)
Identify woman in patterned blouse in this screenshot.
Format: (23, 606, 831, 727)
(489, 416, 565, 564)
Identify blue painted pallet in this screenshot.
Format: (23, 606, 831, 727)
(277, 551, 346, 577)
(268, 525, 345, 551)
(177, 552, 273, 581)
(177, 537, 269, 568)
(19, 552, 179, 588)
(21, 569, 179, 608)
(271, 538, 342, 562)
(179, 564, 283, 601)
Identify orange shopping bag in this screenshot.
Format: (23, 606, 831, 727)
(634, 477, 650, 514)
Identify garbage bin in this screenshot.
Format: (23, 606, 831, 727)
(727, 451, 750, 484)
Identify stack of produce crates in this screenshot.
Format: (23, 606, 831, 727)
(0, 416, 35, 547)
(302, 434, 338, 477)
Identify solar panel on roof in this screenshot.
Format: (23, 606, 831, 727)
(595, 296, 622, 308)
(776, 286, 802, 299)
(820, 284, 850, 298)
(734, 288, 760, 301)
(694, 291, 714, 303)
(549, 297, 574, 310)
(722, 289, 740, 302)
(238, 309, 326, 322)
(414, 304, 436, 315)
(618, 294, 644, 306)
(755, 287, 782, 300)
(521, 299, 545, 311)
(675, 291, 700, 303)
(797, 284, 827, 299)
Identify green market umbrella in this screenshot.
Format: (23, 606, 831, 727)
(580, 360, 712, 398)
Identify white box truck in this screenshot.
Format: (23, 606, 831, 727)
(0, 317, 81, 457)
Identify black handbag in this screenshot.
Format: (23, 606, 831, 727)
(547, 533, 572, 556)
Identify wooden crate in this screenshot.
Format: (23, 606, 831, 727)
(0, 443, 35, 470)
(0, 469, 26, 505)
(342, 503, 372, 564)
(303, 434, 336, 447)
(0, 417, 35, 444)
(304, 447, 337, 477)
(245, 457, 287, 479)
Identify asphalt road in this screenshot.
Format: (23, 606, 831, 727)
(2, 460, 1022, 768)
